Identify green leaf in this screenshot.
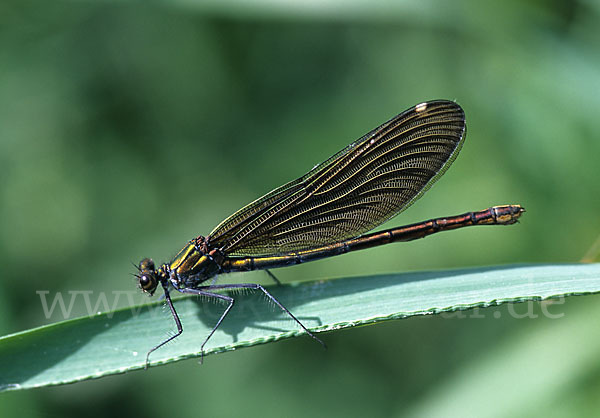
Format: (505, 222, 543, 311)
(1, 263, 599, 391)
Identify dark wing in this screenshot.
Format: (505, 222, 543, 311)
(208, 100, 466, 256)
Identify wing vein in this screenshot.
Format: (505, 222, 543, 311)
(207, 100, 466, 256)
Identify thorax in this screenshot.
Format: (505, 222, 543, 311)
(167, 236, 224, 288)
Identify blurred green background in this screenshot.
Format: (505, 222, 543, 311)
(1, 0, 600, 417)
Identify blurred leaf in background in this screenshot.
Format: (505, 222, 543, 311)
(0, 0, 599, 417)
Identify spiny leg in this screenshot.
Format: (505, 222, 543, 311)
(145, 283, 182, 369)
(199, 283, 326, 349)
(176, 287, 235, 364)
(265, 269, 282, 285)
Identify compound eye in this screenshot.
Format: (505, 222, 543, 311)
(139, 272, 158, 293)
(139, 258, 155, 272)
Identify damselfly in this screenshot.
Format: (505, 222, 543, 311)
(135, 100, 524, 366)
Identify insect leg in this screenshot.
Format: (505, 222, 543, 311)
(145, 283, 182, 369)
(200, 283, 326, 349)
(265, 269, 282, 285)
(176, 287, 235, 364)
